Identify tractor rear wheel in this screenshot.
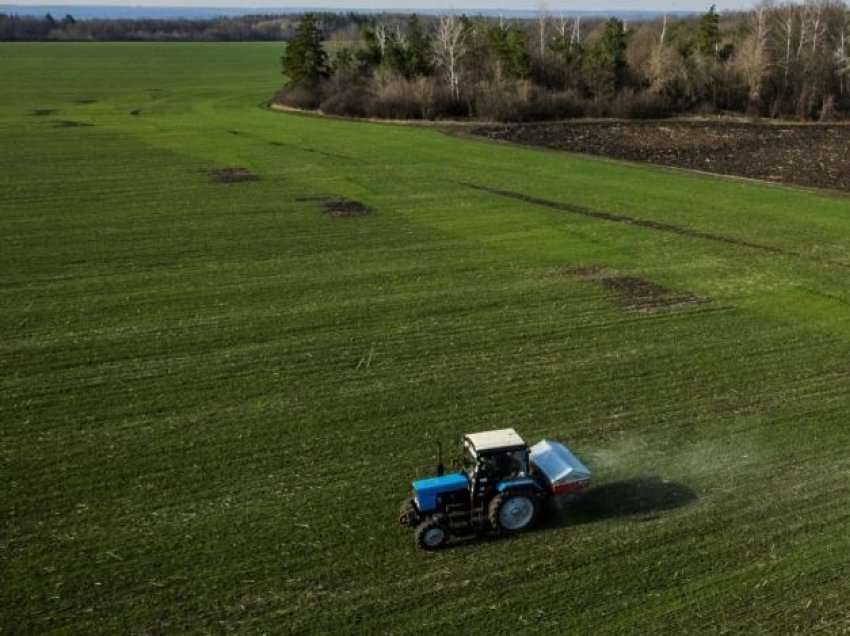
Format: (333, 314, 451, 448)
(415, 516, 449, 551)
(488, 490, 540, 533)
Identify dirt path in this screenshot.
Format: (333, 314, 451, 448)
(470, 120, 850, 194)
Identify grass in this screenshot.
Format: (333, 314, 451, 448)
(2, 42, 850, 634)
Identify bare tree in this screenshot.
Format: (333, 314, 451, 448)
(394, 23, 408, 50)
(806, 0, 826, 54)
(835, 25, 850, 96)
(375, 23, 389, 59)
(558, 14, 569, 40)
(433, 15, 468, 99)
(774, 3, 798, 92)
(736, 4, 772, 113)
(537, 2, 549, 66)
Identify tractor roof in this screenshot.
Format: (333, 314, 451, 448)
(464, 428, 527, 453)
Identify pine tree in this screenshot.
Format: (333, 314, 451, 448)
(281, 14, 329, 88)
(695, 5, 721, 58)
(583, 18, 628, 98)
(407, 15, 433, 77)
(489, 25, 531, 80)
(356, 27, 384, 71)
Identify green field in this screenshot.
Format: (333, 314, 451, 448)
(3, 42, 850, 634)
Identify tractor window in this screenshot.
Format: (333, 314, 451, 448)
(504, 450, 529, 477)
(479, 450, 528, 480)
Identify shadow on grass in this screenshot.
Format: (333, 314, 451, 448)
(426, 477, 696, 551)
(545, 476, 698, 527)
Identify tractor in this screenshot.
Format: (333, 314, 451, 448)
(399, 428, 591, 550)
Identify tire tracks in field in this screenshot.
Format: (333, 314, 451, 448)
(221, 127, 358, 162)
(268, 140, 357, 162)
(461, 181, 790, 255)
(460, 181, 850, 270)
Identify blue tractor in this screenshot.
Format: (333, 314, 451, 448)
(399, 428, 591, 550)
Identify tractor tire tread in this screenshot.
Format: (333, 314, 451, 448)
(488, 489, 541, 533)
(414, 516, 449, 551)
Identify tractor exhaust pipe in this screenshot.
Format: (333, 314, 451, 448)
(436, 441, 445, 476)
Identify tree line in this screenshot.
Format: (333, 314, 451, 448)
(277, 4, 850, 121)
(0, 12, 371, 42)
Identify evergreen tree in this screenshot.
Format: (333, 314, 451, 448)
(489, 25, 531, 80)
(356, 26, 384, 71)
(583, 18, 628, 98)
(406, 15, 433, 77)
(695, 5, 721, 58)
(281, 14, 329, 88)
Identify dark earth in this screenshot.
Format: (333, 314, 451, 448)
(470, 120, 850, 194)
(556, 266, 705, 312)
(208, 167, 259, 183)
(52, 120, 93, 128)
(296, 196, 372, 217)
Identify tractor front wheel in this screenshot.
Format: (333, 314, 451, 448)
(488, 490, 540, 533)
(414, 516, 449, 551)
(399, 498, 420, 527)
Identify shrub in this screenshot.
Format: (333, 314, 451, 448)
(473, 83, 584, 122)
(320, 86, 371, 118)
(371, 77, 423, 119)
(521, 90, 586, 121)
(607, 90, 673, 119)
(274, 85, 323, 110)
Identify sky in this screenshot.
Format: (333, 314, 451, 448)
(3, 0, 752, 12)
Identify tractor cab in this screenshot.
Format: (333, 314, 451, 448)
(462, 428, 534, 497)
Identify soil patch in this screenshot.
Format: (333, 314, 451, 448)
(470, 120, 850, 194)
(208, 167, 259, 184)
(73, 98, 97, 104)
(567, 267, 705, 311)
(297, 196, 372, 217)
(600, 275, 702, 311)
(52, 120, 93, 128)
(30, 109, 57, 116)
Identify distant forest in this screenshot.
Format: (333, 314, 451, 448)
(274, 4, 850, 121)
(0, 11, 371, 42)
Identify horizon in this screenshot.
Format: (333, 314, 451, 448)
(1, 1, 754, 14)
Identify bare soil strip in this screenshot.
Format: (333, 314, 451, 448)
(470, 121, 850, 194)
(296, 196, 372, 217)
(52, 120, 93, 128)
(461, 181, 793, 256)
(208, 167, 259, 183)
